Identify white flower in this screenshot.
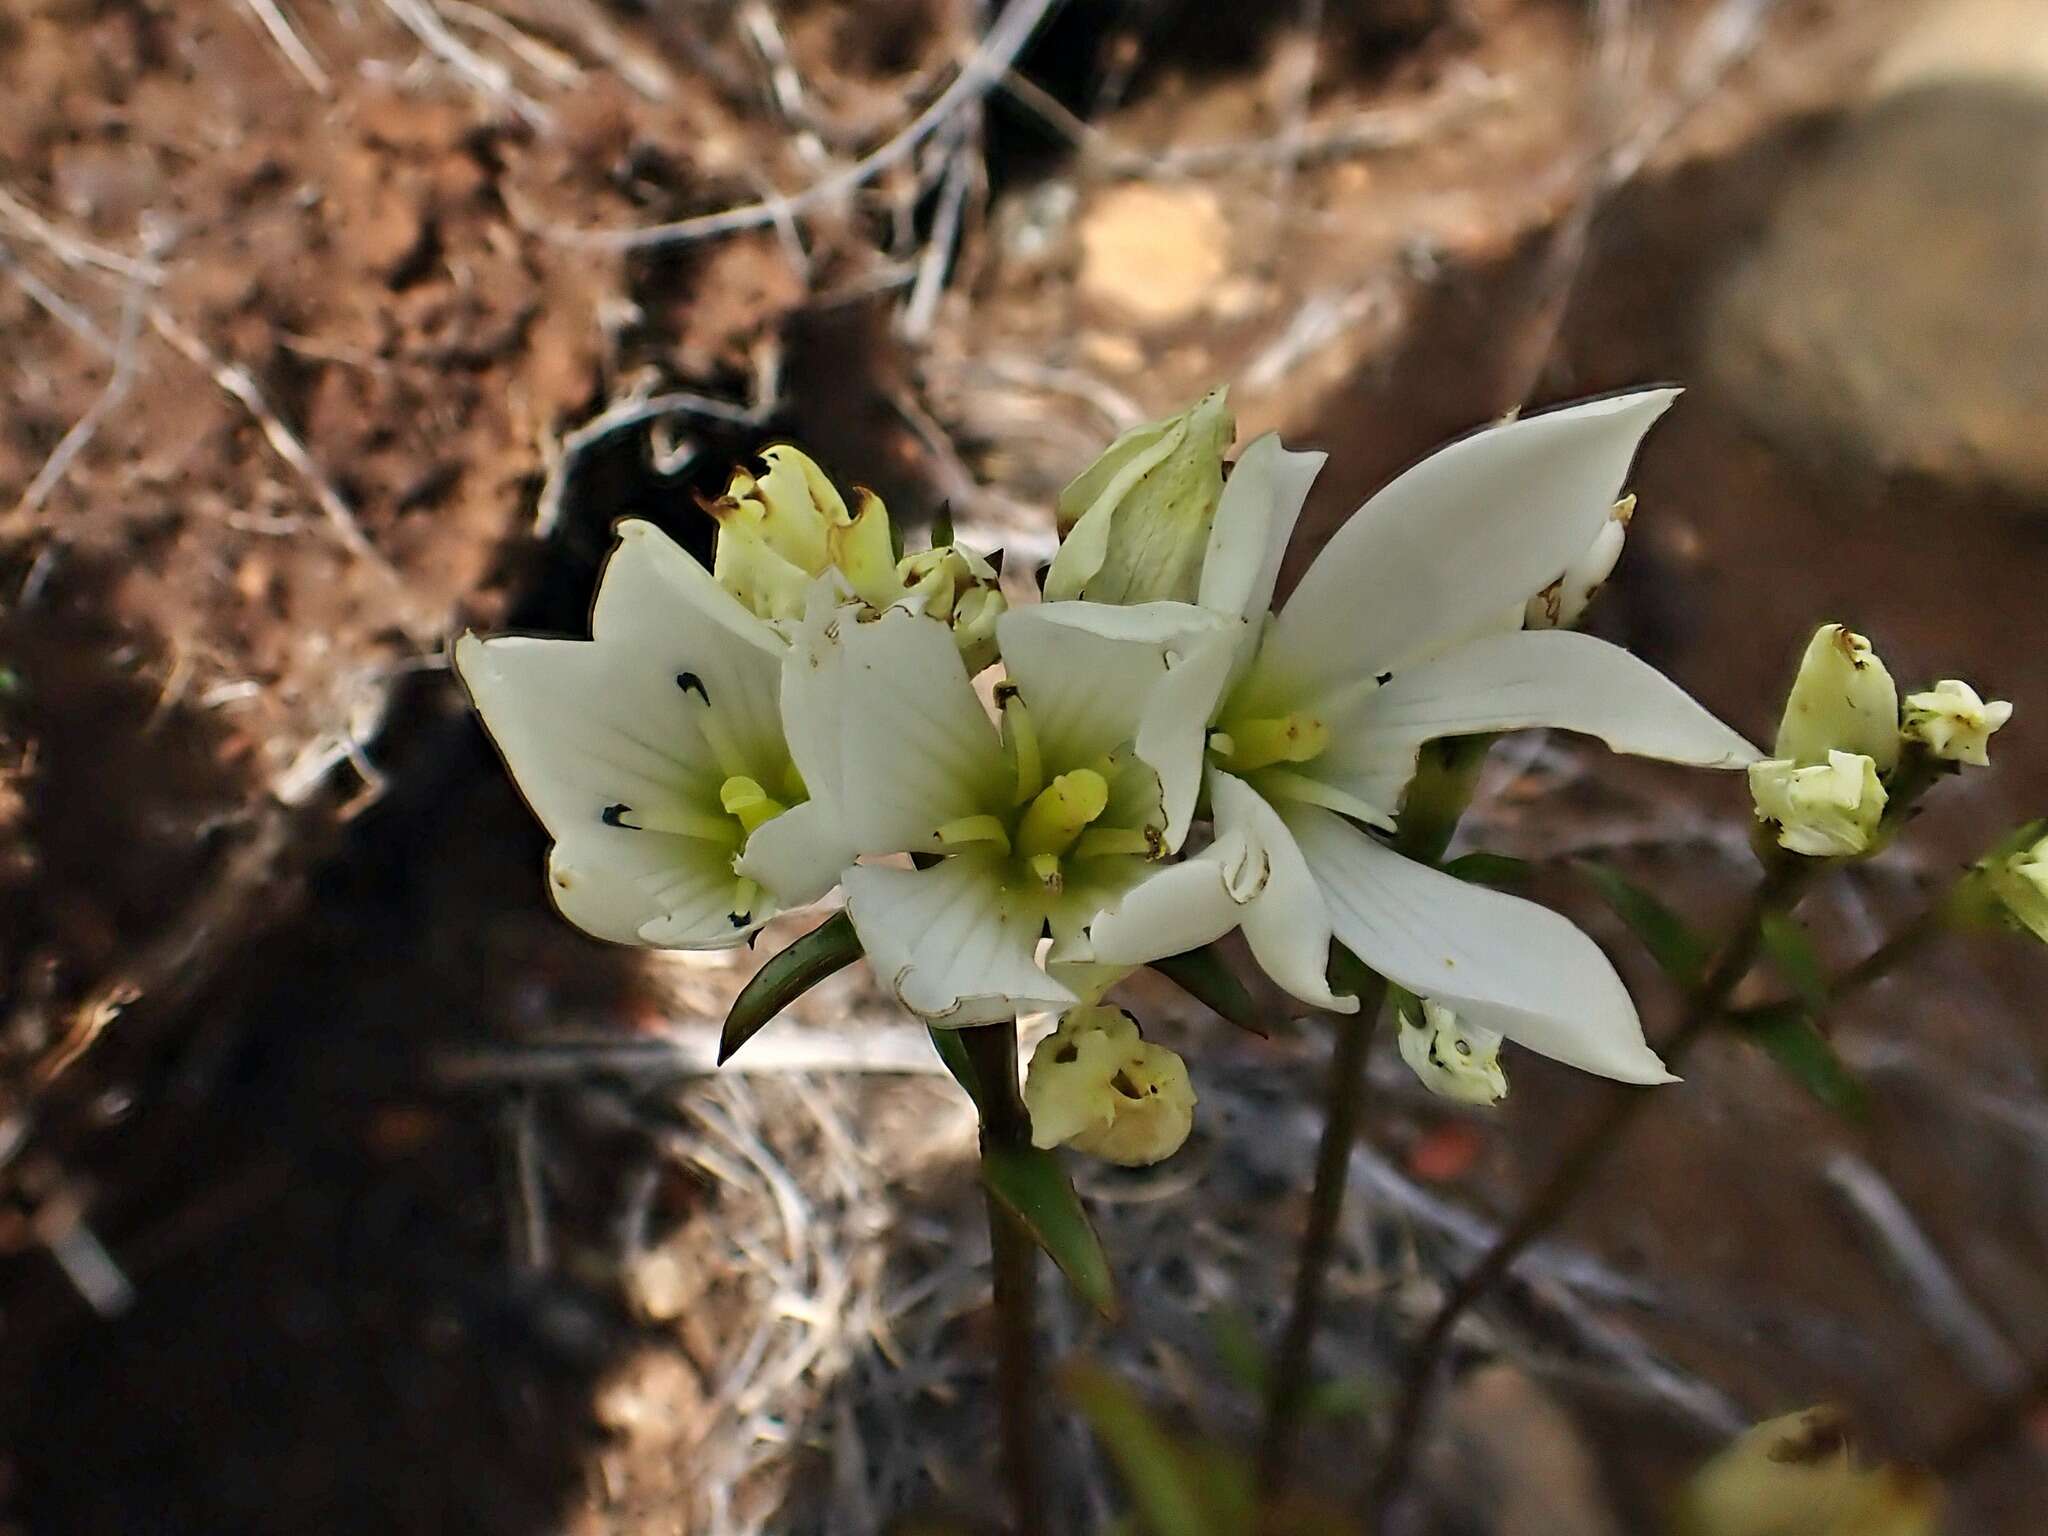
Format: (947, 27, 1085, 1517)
(1982, 831, 2048, 944)
(1524, 494, 1633, 630)
(702, 444, 1005, 667)
(455, 521, 849, 948)
(1056, 391, 1761, 1083)
(1773, 624, 1899, 771)
(1024, 1005, 1197, 1165)
(1901, 678, 2010, 767)
(775, 589, 1224, 1025)
(1748, 751, 1888, 858)
(1044, 388, 1234, 605)
(1397, 998, 1508, 1106)
(1749, 624, 1900, 856)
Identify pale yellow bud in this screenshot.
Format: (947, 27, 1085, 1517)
(1671, 1407, 1938, 1536)
(703, 445, 847, 619)
(1024, 1006, 1196, 1167)
(1774, 625, 1900, 772)
(1043, 388, 1234, 605)
(1748, 751, 1887, 857)
(1397, 999, 1508, 1105)
(1525, 495, 1633, 630)
(1983, 831, 2048, 944)
(896, 542, 1008, 675)
(1901, 679, 2010, 767)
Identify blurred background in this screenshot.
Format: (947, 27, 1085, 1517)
(1, 0, 2044, 1530)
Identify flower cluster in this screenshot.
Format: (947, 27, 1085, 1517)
(460, 394, 1770, 1155)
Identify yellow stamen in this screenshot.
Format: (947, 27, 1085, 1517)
(937, 814, 1012, 853)
(634, 805, 747, 842)
(1210, 713, 1330, 773)
(731, 876, 759, 924)
(1073, 826, 1154, 861)
(697, 710, 750, 780)
(1016, 769, 1109, 859)
(720, 776, 786, 836)
(1028, 852, 1064, 891)
(1003, 691, 1044, 806)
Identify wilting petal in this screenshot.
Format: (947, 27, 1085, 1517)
(844, 856, 1074, 1025)
(1198, 432, 1327, 624)
(545, 828, 747, 948)
(1084, 849, 1249, 967)
(831, 607, 1009, 853)
(1312, 628, 1760, 815)
(1285, 803, 1673, 1083)
(1000, 600, 1231, 849)
(1261, 391, 1680, 700)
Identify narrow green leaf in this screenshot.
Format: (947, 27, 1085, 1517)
(717, 911, 861, 1064)
(1578, 861, 1711, 989)
(1062, 1362, 1216, 1536)
(1759, 911, 1828, 1011)
(1439, 850, 1534, 889)
(1740, 1003, 1868, 1118)
(926, 1024, 979, 1099)
(1206, 1307, 1267, 1395)
(982, 1145, 1119, 1319)
(928, 502, 956, 550)
(1150, 945, 1265, 1035)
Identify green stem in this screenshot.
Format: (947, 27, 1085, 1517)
(1257, 737, 1492, 1497)
(961, 1022, 1046, 1536)
(1366, 854, 1816, 1526)
(1258, 971, 1391, 1492)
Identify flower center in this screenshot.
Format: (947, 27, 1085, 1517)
(1207, 711, 1330, 774)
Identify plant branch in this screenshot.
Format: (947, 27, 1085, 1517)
(1366, 852, 1816, 1523)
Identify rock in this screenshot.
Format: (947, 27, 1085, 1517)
(1704, 2, 2048, 504)
(1077, 183, 1231, 327)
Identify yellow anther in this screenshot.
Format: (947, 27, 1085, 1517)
(937, 814, 1013, 853)
(1016, 769, 1109, 859)
(730, 876, 759, 924)
(1028, 852, 1064, 891)
(719, 776, 786, 836)
(1211, 713, 1329, 773)
(1003, 691, 1044, 806)
(1073, 826, 1154, 861)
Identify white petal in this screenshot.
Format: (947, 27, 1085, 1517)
(1284, 803, 1673, 1083)
(844, 857, 1075, 1025)
(1262, 390, 1680, 698)
(1311, 629, 1761, 817)
(455, 632, 723, 842)
(734, 799, 851, 908)
(1209, 770, 1355, 1013)
(593, 520, 789, 767)
(545, 828, 748, 949)
(1085, 851, 1249, 967)
(1198, 432, 1327, 623)
(834, 607, 1009, 853)
(998, 601, 1231, 848)
(776, 581, 857, 815)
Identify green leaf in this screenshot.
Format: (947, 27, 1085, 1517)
(1063, 1362, 1220, 1536)
(1327, 942, 1381, 1003)
(717, 911, 861, 1064)
(928, 502, 956, 550)
(1740, 1003, 1868, 1118)
(1759, 912, 1828, 1011)
(1206, 1307, 1267, 1395)
(1579, 862, 1711, 989)
(1439, 850, 1534, 889)
(981, 1145, 1119, 1319)
(1150, 945, 1265, 1035)
(926, 1024, 978, 1099)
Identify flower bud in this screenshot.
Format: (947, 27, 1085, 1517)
(1774, 624, 1900, 772)
(1672, 1407, 1938, 1536)
(1901, 679, 2010, 767)
(1525, 495, 1633, 630)
(1396, 998, 1508, 1106)
(1043, 388, 1234, 606)
(1024, 1005, 1196, 1167)
(702, 445, 850, 621)
(1980, 829, 2048, 944)
(1748, 750, 1888, 857)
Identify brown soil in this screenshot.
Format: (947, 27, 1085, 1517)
(4, 1, 2044, 1533)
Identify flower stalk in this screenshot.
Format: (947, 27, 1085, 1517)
(960, 1022, 1048, 1536)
